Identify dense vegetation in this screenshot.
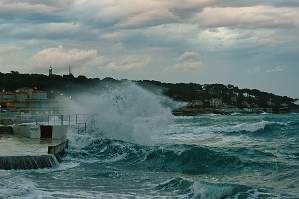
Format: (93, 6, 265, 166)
(1, 71, 298, 114)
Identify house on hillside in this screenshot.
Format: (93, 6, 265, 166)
(189, 100, 204, 107)
(0, 88, 65, 114)
(209, 98, 223, 108)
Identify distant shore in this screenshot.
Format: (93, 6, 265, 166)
(1, 72, 298, 116)
(172, 106, 299, 116)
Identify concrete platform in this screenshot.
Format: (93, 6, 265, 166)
(0, 135, 68, 170)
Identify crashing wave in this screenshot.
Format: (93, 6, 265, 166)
(174, 120, 288, 135)
(156, 177, 293, 199)
(67, 82, 174, 146)
(217, 120, 287, 133)
(0, 174, 43, 199)
(67, 138, 244, 174)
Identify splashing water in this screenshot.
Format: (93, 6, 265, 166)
(67, 82, 174, 146)
(2, 83, 299, 198)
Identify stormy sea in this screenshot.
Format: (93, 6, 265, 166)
(1, 85, 299, 199)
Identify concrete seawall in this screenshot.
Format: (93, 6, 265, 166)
(0, 126, 13, 135)
(0, 122, 69, 170)
(48, 140, 69, 161)
(0, 139, 68, 170)
(0, 155, 58, 170)
(0, 113, 94, 170)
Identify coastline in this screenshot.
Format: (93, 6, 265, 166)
(172, 106, 299, 116)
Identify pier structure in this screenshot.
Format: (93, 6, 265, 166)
(0, 113, 97, 170)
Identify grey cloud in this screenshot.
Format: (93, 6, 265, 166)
(171, 51, 203, 72)
(0, 44, 24, 72)
(178, 51, 200, 62)
(266, 65, 285, 73)
(0, 0, 299, 97)
(68, 0, 215, 29)
(27, 45, 101, 73)
(106, 57, 150, 71)
(214, 0, 299, 7)
(0, 1, 70, 25)
(196, 6, 299, 29)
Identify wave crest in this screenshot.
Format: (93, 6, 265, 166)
(68, 138, 243, 174)
(219, 121, 287, 134)
(156, 177, 292, 199)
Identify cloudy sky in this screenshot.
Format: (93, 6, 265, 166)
(0, 0, 298, 97)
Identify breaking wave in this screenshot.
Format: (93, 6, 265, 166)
(221, 121, 287, 133)
(67, 82, 174, 145)
(0, 174, 43, 199)
(155, 177, 292, 199)
(68, 138, 255, 175)
(174, 120, 288, 135)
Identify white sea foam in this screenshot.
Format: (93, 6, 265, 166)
(0, 173, 162, 199)
(168, 120, 287, 135)
(33, 161, 80, 173)
(192, 182, 283, 199)
(213, 121, 279, 133)
(67, 82, 174, 147)
(0, 174, 43, 199)
(160, 120, 288, 146)
(192, 181, 236, 199)
(231, 112, 242, 116)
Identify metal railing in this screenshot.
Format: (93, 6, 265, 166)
(0, 113, 98, 133)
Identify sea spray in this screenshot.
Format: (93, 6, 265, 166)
(2, 114, 299, 198)
(0, 174, 43, 198)
(67, 82, 174, 146)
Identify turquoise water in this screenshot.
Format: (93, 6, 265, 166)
(1, 113, 299, 198)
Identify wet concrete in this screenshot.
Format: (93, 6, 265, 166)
(0, 135, 68, 170)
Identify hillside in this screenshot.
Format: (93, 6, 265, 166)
(1, 71, 298, 115)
